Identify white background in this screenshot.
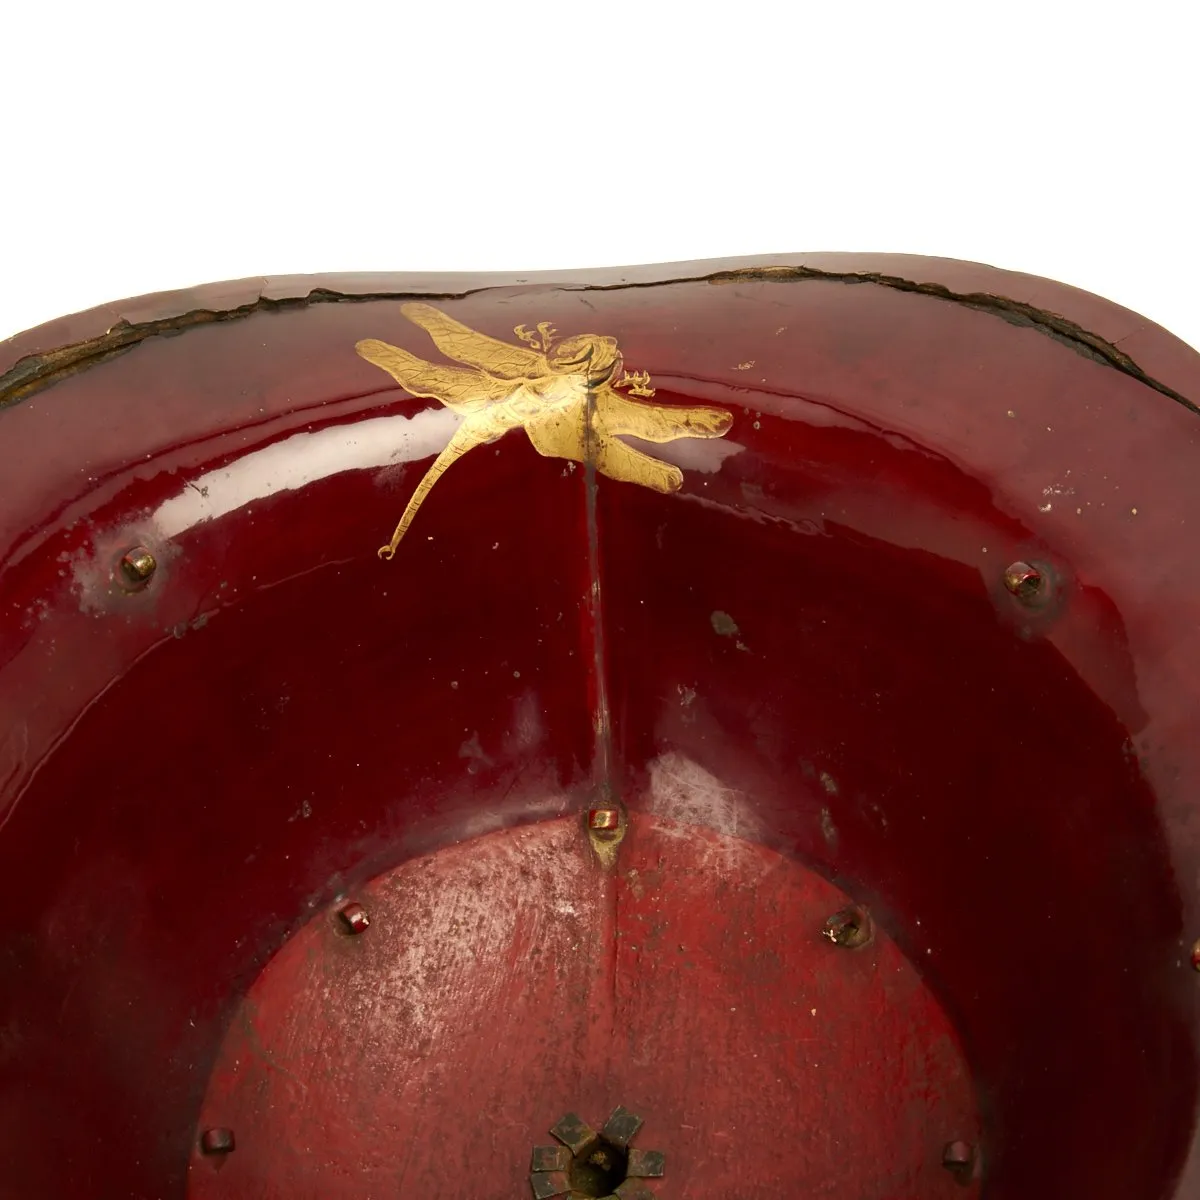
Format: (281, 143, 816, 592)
(3, 2, 1196, 348)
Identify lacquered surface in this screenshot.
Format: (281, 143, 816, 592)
(1, 256, 1199, 1198)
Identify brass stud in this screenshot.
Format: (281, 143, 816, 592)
(588, 808, 621, 833)
(1003, 561, 1044, 603)
(118, 545, 157, 588)
(200, 1127, 235, 1155)
(942, 1139, 977, 1185)
(823, 906, 874, 949)
(336, 901, 370, 935)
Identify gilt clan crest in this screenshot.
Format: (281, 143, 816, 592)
(356, 303, 733, 559)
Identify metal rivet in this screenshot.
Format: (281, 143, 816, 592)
(588, 808, 621, 833)
(942, 1140, 976, 1184)
(200, 1127, 235, 1155)
(823, 906, 873, 949)
(336, 901, 370, 935)
(119, 545, 157, 587)
(1003, 560, 1044, 602)
(1190, 939, 1200, 971)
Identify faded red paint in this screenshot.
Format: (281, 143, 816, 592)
(190, 817, 978, 1198)
(0, 256, 1198, 1198)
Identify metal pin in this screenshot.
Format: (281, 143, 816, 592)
(1003, 561, 1044, 603)
(588, 808, 620, 833)
(823, 906, 873, 949)
(200, 1128, 235, 1155)
(337, 901, 370, 935)
(119, 545, 158, 588)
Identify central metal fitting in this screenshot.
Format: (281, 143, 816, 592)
(530, 1106, 664, 1199)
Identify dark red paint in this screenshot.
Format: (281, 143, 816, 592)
(0, 255, 1197, 1198)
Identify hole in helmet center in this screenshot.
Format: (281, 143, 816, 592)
(569, 1137, 628, 1197)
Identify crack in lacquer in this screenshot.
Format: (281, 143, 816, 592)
(2, 268, 1196, 413)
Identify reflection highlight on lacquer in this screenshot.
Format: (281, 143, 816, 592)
(356, 303, 733, 559)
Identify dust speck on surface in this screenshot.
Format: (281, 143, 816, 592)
(711, 610, 740, 637)
(286, 797, 314, 823)
(820, 807, 838, 847)
(458, 732, 492, 769)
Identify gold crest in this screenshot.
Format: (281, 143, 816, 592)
(356, 303, 733, 559)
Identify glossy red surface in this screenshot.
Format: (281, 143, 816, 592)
(0, 255, 1198, 1198)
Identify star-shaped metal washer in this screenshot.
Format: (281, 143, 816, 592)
(529, 1105, 665, 1199)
